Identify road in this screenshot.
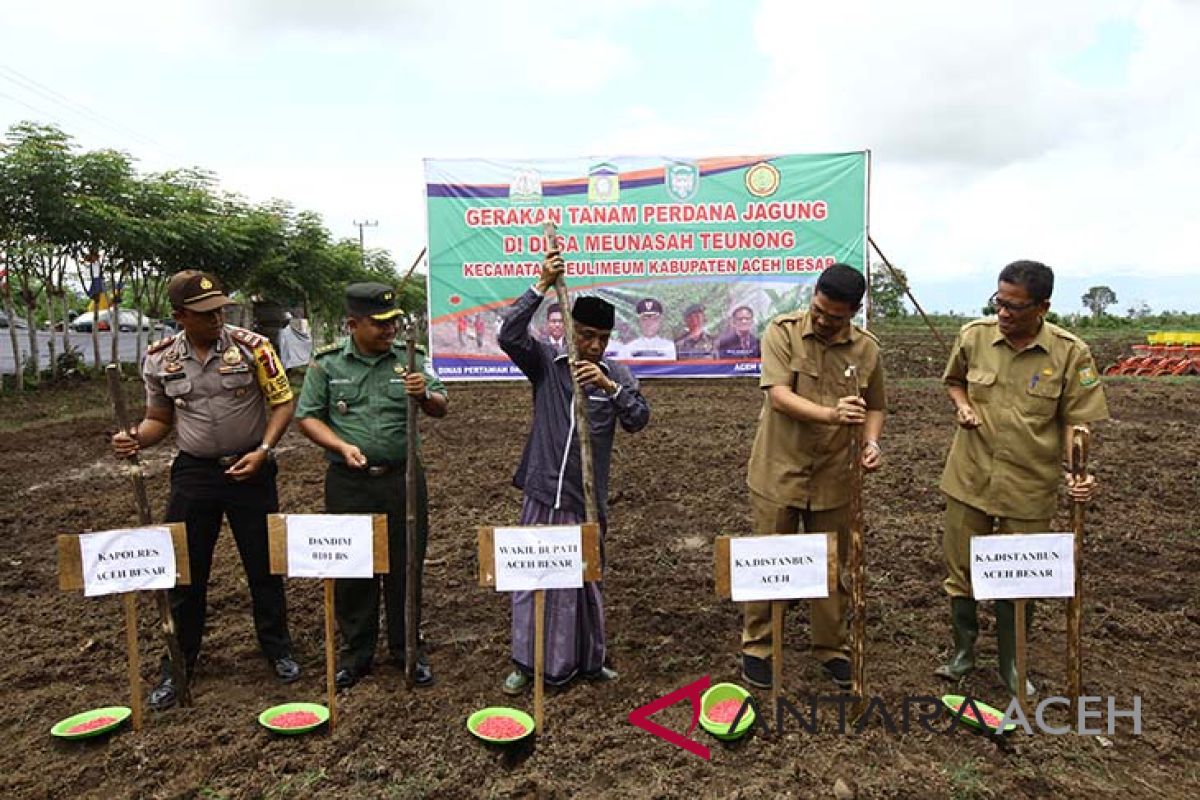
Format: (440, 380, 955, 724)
(0, 329, 148, 375)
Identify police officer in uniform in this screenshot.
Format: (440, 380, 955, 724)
(936, 260, 1107, 696)
(295, 283, 448, 688)
(741, 264, 886, 691)
(111, 270, 298, 710)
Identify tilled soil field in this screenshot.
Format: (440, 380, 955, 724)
(0, 360, 1196, 799)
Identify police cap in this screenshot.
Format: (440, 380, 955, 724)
(168, 270, 233, 312)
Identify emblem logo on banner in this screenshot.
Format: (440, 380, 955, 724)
(745, 162, 781, 198)
(665, 161, 699, 201)
(509, 169, 543, 203)
(588, 162, 621, 203)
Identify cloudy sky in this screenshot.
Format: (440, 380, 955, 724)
(2, 0, 1197, 313)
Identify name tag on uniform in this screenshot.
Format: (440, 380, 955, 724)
(161, 371, 187, 382)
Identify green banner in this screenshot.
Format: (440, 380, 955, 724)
(424, 152, 868, 379)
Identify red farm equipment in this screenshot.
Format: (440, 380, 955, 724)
(1104, 332, 1200, 376)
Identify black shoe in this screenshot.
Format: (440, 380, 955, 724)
(148, 675, 178, 711)
(741, 654, 772, 689)
(823, 658, 852, 691)
(272, 655, 301, 684)
(414, 659, 434, 688)
(581, 666, 619, 683)
(390, 655, 435, 688)
(335, 664, 370, 690)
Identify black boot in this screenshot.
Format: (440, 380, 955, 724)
(996, 600, 1037, 697)
(934, 597, 977, 680)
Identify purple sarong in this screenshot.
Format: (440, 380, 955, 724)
(510, 495, 607, 684)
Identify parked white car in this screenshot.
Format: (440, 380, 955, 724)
(70, 309, 153, 332)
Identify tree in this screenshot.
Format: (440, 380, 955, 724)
(1081, 286, 1117, 319)
(868, 261, 910, 320)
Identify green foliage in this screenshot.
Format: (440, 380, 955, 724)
(1081, 285, 1118, 319)
(869, 261, 910, 319)
(1, 119, 407, 340)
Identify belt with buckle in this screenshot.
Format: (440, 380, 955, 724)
(334, 460, 398, 477)
(218, 454, 242, 467)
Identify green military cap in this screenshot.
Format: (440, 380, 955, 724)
(346, 282, 403, 320)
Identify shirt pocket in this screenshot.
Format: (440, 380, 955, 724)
(220, 371, 255, 393)
(331, 381, 364, 414)
(966, 368, 997, 403)
(386, 378, 409, 401)
(1023, 378, 1062, 417)
(162, 377, 193, 399)
(790, 357, 824, 403)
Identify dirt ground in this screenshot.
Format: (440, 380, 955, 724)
(0, 342, 1197, 799)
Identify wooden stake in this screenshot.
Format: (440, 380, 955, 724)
(1015, 598, 1029, 714)
(542, 222, 598, 524)
(534, 589, 545, 732)
(1067, 426, 1090, 714)
(122, 592, 143, 731)
(844, 366, 867, 713)
(105, 364, 191, 706)
(324, 578, 337, 730)
(404, 332, 419, 691)
(771, 600, 783, 715)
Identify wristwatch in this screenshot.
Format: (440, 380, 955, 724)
(258, 442, 277, 461)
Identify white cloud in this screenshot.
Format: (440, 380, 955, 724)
(749, 0, 1200, 292)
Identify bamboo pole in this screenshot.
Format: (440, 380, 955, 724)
(404, 330, 419, 690)
(1067, 426, 1091, 713)
(541, 222, 599, 523)
(105, 364, 191, 706)
(868, 236, 950, 358)
(844, 365, 866, 712)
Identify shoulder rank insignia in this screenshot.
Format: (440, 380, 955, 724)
(230, 327, 266, 348)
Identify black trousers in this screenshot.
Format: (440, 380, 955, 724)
(164, 452, 292, 666)
(324, 460, 429, 671)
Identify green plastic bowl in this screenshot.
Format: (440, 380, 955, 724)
(258, 702, 329, 735)
(467, 706, 535, 743)
(50, 706, 132, 740)
(700, 683, 755, 740)
(941, 694, 1016, 734)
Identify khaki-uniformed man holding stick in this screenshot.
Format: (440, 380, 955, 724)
(936, 259, 1108, 696)
(741, 264, 885, 691)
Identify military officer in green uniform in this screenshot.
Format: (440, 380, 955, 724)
(295, 283, 448, 688)
(936, 260, 1108, 697)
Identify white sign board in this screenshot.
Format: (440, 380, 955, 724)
(79, 527, 176, 597)
(971, 533, 1076, 600)
(284, 514, 375, 579)
(730, 534, 829, 602)
(493, 526, 584, 592)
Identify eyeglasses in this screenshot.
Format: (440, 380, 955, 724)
(732, 315, 753, 322)
(989, 293, 1041, 313)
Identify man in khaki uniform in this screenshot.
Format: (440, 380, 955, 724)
(742, 263, 885, 690)
(936, 259, 1107, 696)
(111, 270, 298, 710)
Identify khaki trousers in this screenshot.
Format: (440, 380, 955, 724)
(741, 494, 850, 663)
(942, 494, 1050, 597)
